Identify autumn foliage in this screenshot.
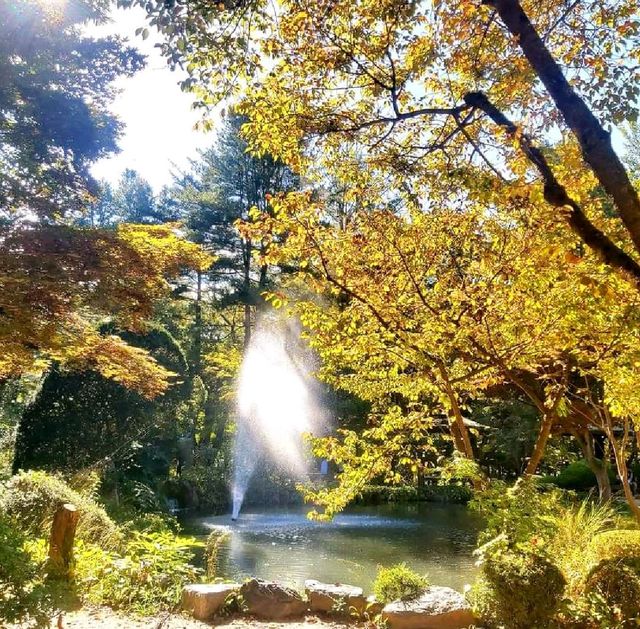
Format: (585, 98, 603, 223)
(0, 223, 211, 398)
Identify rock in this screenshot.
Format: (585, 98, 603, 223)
(305, 579, 367, 615)
(182, 583, 241, 620)
(365, 594, 384, 616)
(382, 586, 475, 629)
(240, 578, 308, 619)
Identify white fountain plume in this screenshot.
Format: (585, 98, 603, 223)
(231, 320, 322, 520)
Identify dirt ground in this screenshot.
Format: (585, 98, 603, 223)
(49, 607, 366, 629)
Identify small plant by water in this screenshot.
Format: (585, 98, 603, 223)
(373, 563, 429, 604)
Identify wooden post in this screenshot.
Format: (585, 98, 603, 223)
(48, 503, 79, 577)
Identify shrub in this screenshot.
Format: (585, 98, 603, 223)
(541, 460, 605, 491)
(419, 484, 472, 504)
(470, 478, 567, 545)
(1, 470, 121, 549)
(373, 563, 428, 604)
(0, 514, 53, 626)
(75, 531, 201, 615)
(204, 529, 230, 578)
(588, 529, 640, 564)
(179, 463, 229, 513)
(471, 543, 566, 629)
(355, 485, 418, 504)
(584, 559, 640, 620)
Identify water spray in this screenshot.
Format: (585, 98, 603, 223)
(230, 321, 322, 520)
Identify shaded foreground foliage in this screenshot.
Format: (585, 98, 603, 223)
(0, 470, 201, 625)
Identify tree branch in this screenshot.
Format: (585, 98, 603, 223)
(484, 0, 640, 256)
(464, 91, 640, 284)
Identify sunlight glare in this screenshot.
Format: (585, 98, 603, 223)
(237, 328, 313, 475)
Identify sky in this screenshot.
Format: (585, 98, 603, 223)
(87, 7, 216, 191)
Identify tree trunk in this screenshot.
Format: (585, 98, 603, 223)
(48, 503, 79, 577)
(199, 391, 216, 446)
(524, 411, 555, 476)
(488, 0, 640, 256)
(464, 91, 640, 283)
(606, 417, 640, 524)
(212, 412, 229, 450)
(593, 463, 612, 503)
(438, 364, 475, 460)
(242, 237, 252, 350)
(575, 430, 612, 502)
(193, 270, 203, 376)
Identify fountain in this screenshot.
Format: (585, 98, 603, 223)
(231, 320, 324, 520)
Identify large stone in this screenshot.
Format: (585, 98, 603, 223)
(182, 583, 241, 620)
(365, 594, 384, 616)
(305, 579, 367, 615)
(382, 586, 475, 629)
(240, 578, 308, 619)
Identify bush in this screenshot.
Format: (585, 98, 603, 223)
(179, 463, 229, 513)
(1, 470, 121, 548)
(354, 485, 418, 504)
(75, 531, 201, 615)
(584, 559, 640, 620)
(587, 529, 640, 564)
(419, 484, 472, 504)
(470, 478, 567, 545)
(471, 543, 566, 629)
(373, 563, 428, 604)
(542, 459, 614, 492)
(0, 514, 53, 626)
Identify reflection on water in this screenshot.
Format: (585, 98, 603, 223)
(188, 503, 481, 592)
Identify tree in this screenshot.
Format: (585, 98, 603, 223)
(240, 187, 640, 517)
(83, 170, 161, 227)
(0, 0, 211, 394)
(160, 114, 297, 447)
(114, 169, 160, 224)
(12, 325, 190, 477)
(127, 0, 640, 284)
(128, 0, 640, 517)
(0, 0, 143, 219)
(0, 222, 210, 396)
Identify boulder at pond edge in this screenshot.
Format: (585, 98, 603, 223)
(182, 583, 241, 620)
(240, 578, 309, 619)
(305, 579, 367, 615)
(382, 586, 475, 629)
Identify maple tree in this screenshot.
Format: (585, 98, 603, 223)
(0, 222, 211, 398)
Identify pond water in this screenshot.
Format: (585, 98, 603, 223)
(188, 503, 482, 592)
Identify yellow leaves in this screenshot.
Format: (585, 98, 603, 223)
(205, 345, 243, 401)
(116, 223, 214, 274)
(262, 291, 288, 309)
(57, 333, 174, 399)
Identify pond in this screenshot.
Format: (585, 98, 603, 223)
(187, 503, 482, 592)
